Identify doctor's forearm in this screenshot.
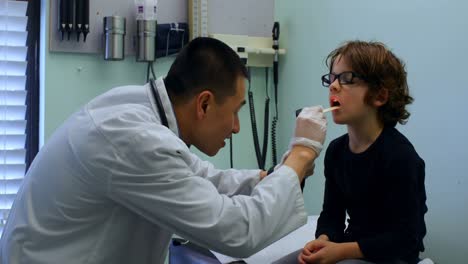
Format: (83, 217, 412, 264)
(283, 146, 317, 182)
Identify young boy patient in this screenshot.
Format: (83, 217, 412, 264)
(298, 41, 427, 264)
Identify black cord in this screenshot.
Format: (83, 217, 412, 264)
(261, 68, 270, 168)
(265, 68, 270, 99)
(230, 137, 233, 168)
(271, 22, 280, 165)
(248, 68, 263, 169)
(146, 62, 157, 82)
(248, 67, 271, 170)
(271, 116, 278, 165)
(271, 70, 279, 165)
(272, 60, 279, 118)
(146, 63, 151, 82)
(150, 62, 157, 79)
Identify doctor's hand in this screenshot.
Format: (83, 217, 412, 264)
(290, 106, 327, 156)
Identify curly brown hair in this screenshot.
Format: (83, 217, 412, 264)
(326, 40, 413, 127)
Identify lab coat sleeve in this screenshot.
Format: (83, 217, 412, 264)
(187, 152, 261, 196)
(101, 128, 307, 258)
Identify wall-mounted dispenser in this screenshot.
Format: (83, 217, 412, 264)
(136, 20, 157, 62)
(103, 16, 126, 60)
(134, 0, 158, 62)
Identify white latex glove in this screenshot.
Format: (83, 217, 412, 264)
(289, 106, 327, 155)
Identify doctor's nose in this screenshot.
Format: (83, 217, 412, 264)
(232, 116, 240, 134)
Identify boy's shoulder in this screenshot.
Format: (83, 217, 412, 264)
(329, 133, 348, 147)
(326, 133, 349, 156)
(382, 127, 424, 162)
(383, 127, 415, 150)
(326, 127, 421, 159)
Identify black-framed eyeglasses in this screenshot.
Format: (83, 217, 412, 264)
(321, 71, 364, 87)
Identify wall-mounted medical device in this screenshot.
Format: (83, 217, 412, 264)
(103, 16, 126, 60)
(134, 0, 157, 62)
(188, 0, 208, 40)
(210, 34, 286, 68)
(210, 22, 286, 170)
(58, 0, 89, 42)
(135, 20, 157, 62)
(49, 0, 188, 58)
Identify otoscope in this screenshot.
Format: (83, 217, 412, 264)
(271, 21, 280, 165)
(272, 22, 280, 93)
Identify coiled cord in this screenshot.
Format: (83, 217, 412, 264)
(271, 66, 279, 165)
(271, 116, 278, 165)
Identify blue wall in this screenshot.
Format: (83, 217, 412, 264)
(275, 0, 468, 263)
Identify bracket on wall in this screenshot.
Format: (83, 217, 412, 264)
(211, 34, 286, 68)
(49, 0, 187, 58)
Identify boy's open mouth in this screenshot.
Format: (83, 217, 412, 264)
(331, 98, 341, 107)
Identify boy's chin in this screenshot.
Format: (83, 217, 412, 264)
(332, 117, 346, 125)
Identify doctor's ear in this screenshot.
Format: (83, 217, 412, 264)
(196, 91, 214, 118)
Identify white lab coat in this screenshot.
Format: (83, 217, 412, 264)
(0, 78, 307, 264)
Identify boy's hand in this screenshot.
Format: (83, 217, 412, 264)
(297, 239, 343, 264)
(298, 240, 364, 264)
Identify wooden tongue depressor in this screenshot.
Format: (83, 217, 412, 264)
(296, 106, 340, 117)
(323, 106, 340, 113)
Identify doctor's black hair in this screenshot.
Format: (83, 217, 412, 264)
(164, 37, 249, 104)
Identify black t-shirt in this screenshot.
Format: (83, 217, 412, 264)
(315, 126, 427, 264)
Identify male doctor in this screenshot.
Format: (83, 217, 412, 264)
(1, 37, 327, 264)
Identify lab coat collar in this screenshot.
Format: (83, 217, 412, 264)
(152, 77, 180, 137)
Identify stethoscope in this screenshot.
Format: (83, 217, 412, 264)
(150, 79, 193, 248)
(149, 78, 169, 128)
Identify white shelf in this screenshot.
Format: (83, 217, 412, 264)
(211, 33, 286, 67)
